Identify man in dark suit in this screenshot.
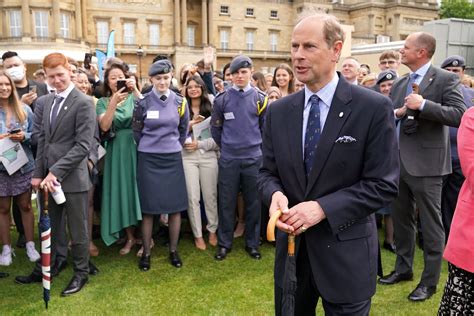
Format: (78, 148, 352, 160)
(258, 12, 399, 315)
(379, 33, 466, 301)
(15, 53, 96, 296)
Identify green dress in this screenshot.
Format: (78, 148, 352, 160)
(97, 94, 142, 246)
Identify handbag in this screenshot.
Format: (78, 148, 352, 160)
(100, 123, 116, 143)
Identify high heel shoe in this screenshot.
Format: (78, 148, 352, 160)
(136, 239, 154, 257)
(138, 254, 151, 271)
(119, 239, 136, 255)
(169, 251, 182, 268)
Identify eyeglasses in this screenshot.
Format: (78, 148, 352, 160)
(379, 60, 397, 65)
(187, 85, 202, 90)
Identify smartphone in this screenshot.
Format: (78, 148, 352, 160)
(29, 85, 37, 93)
(117, 80, 127, 91)
(9, 128, 21, 134)
(84, 53, 93, 70)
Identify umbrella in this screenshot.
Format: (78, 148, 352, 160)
(39, 189, 51, 309)
(267, 209, 297, 316)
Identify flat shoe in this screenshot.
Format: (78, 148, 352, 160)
(208, 233, 218, 247)
(139, 254, 151, 271)
(194, 237, 206, 250)
(169, 251, 182, 268)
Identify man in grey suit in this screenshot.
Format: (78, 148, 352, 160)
(15, 53, 96, 296)
(378, 32, 466, 301)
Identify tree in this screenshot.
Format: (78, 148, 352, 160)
(440, 0, 474, 19)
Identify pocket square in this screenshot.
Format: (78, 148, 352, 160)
(335, 136, 357, 144)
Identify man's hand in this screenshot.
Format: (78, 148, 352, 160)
(282, 201, 326, 235)
(40, 172, 58, 192)
(31, 178, 42, 191)
(404, 94, 424, 110)
(20, 92, 37, 106)
(269, 191, 292, 234)
(394, 106, 407, 119)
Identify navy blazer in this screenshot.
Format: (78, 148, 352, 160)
(258, 74, 399, 303)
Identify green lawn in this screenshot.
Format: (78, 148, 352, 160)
(0, 227, 447, 315)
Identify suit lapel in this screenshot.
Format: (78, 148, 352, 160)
(305, 76, 352, 197)
(51, 88, 77, 137)
(418, 66, 436, 94)
(43, 94, 55, 138)
(393, 75, 410, 109)
(286, 90, 306, 193)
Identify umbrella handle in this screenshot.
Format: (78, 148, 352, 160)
(43, 189, 49, 215)
(267, 209, 282, 242)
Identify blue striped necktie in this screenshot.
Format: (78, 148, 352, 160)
(304, 95, 321, 178)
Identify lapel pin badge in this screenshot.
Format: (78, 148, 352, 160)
(64, 107, 68, 110)
(339, 112, 344, 118)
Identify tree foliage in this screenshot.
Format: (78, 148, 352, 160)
(440, 0, 474, 19)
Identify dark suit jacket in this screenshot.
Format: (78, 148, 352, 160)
(390, 66, 466, 177)
(33, 87, 96, 192)
(258, 74, 399, 303)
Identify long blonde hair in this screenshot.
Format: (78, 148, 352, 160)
(0, 70, 26, 124)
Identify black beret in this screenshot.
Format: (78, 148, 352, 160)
(229, 55, 252, 74)
(377, 70, 397, 85)
(149, 60, 173, 76)
(441, 55, 465, 69)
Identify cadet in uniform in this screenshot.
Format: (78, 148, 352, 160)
(133, 60, 189, 271)
(211, 55, 267, 261)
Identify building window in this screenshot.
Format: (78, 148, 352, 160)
(270, 32, 278, 52)
(123, 22, 135, 45)
(220, 29, 229, 50)
(270, 10, 278, 19)
(220, 5, 229, 15)
(8, 10, 22, 37)
(246, 30, 254, 51)
(149, 23, 160, 46)
(60, 12, 70, 38)
(246, 8, 254, 17)
(97, 21, 109, 44)
(34, 11, 49, 38)
(187, 25, 196, 47)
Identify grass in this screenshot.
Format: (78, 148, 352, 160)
(0, 224, 447, 315)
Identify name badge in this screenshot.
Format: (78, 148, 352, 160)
(224, 112, 235, 120)
(147, 110, 159, 119)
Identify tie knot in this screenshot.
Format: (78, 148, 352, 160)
(160, 95, 167, 101)
(54, 95, 64, 103)
(310, 94, 319, 104)
(410, 73, 418, 81)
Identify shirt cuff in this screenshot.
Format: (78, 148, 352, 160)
(419, 100, 426, 111)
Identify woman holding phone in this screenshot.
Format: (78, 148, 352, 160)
(97, 63, 142, 254)
(0, 70, 39, 265)
(133, 60, 189, 271)
(182, 75, 219, 250)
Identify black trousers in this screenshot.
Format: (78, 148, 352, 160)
(441, 158, 464, 241)
(274, 235, 371, 316)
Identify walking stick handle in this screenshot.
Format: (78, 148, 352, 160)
(43, 189, 49, 215)
(267, 209, 283, 242)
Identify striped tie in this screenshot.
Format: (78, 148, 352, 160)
(304, 95, 321, 178)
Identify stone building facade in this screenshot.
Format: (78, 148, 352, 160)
(0, 0, 438, 79)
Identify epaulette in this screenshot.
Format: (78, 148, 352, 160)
(175, 93, 186, 118)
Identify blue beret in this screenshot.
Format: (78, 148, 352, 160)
(377, 70, 397, 85)
(149, 60, 173, 76)
(229, 55, 252, 74)
(441, 55, 465, 69)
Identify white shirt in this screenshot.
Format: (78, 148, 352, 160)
(302, 73, 339, 155)
(50, 83, 75, 122)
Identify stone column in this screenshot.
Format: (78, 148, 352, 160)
(181, 0, 187, 45)
(81, 0, 87, 40)
(208, 0, 214, 44)
(52, 0, 61, 38)
(75, 0, 83, 39)
(21, 0, 31, 37)
(393, 14, 401, 41)
(174, 0, 181, 44)
(368, 14, 375, 38)
(202, 0, 208, 45)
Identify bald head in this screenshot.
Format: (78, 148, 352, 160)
(411, 32, 436, 58)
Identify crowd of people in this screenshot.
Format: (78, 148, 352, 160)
(0, 10, 473, 314)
